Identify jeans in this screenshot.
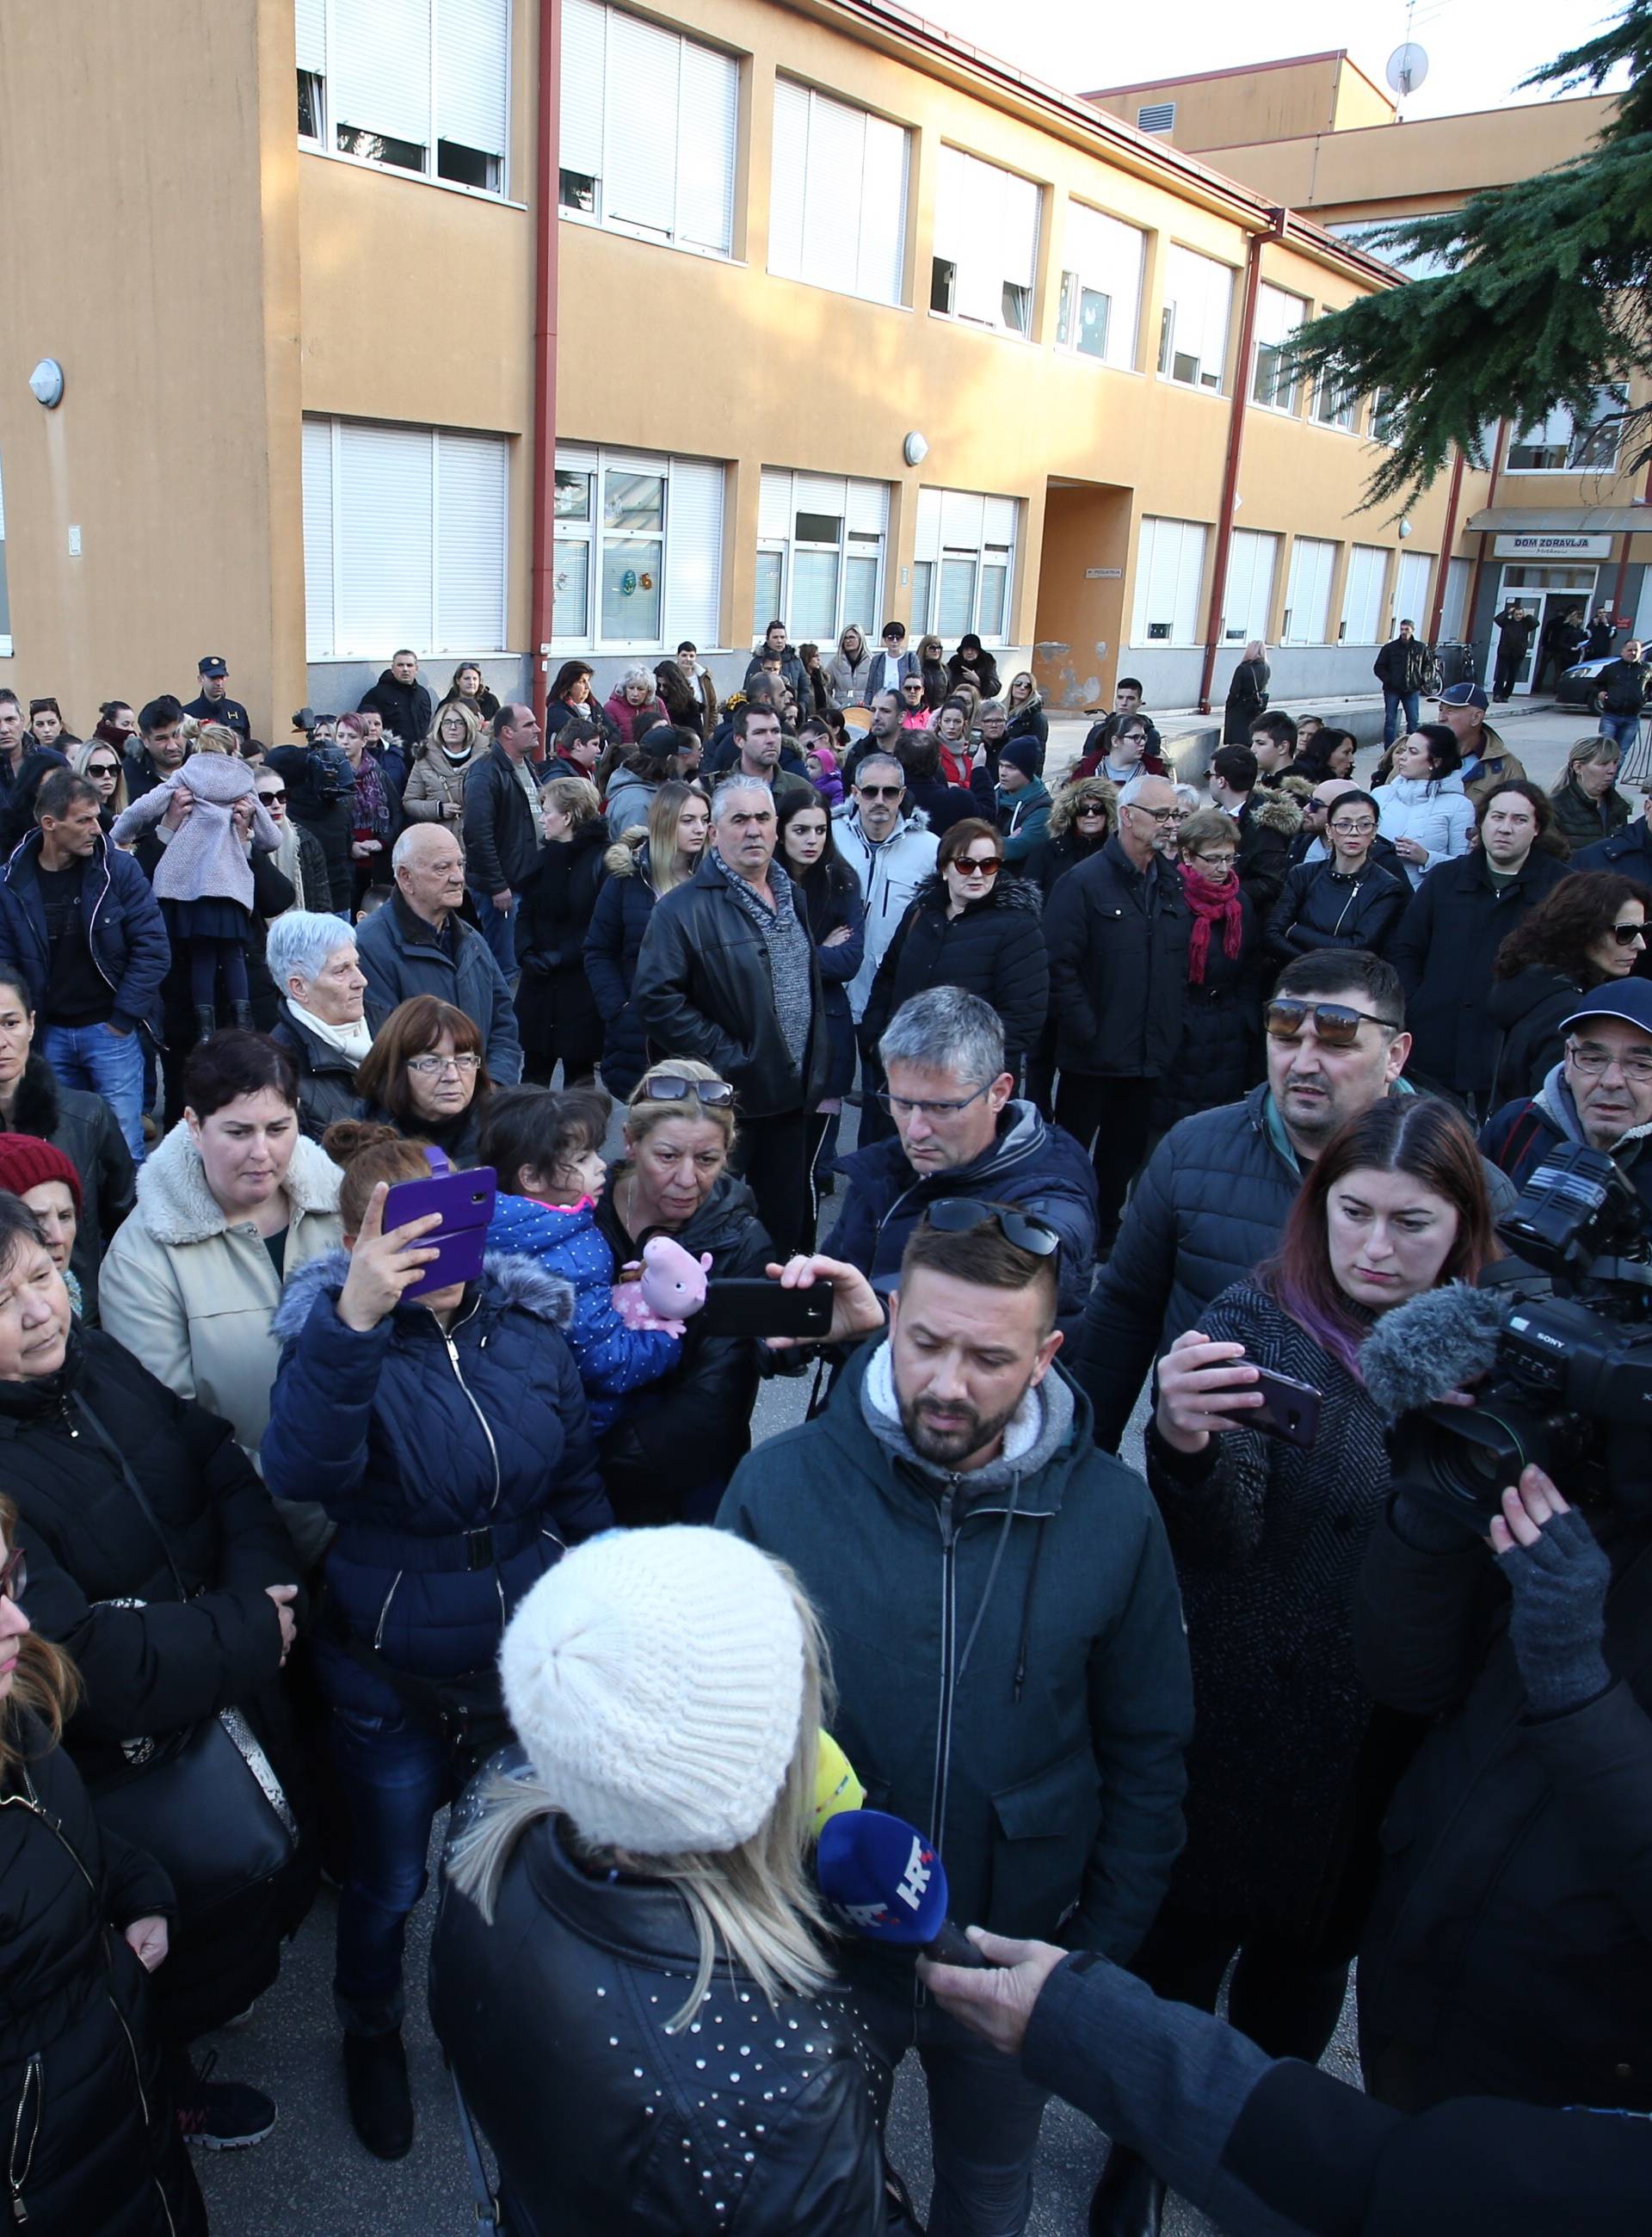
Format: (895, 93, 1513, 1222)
(1601, 711, 1643, 754)
(1381, 688, 1421, 749)
(42, 1020, 147, 1163)
(330, 1702, 452, 2035)
(856, 1973, 1048, 2236)
(472, 883, 518, 976)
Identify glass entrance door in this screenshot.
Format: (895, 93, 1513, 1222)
(1494, 564, 1599, 694)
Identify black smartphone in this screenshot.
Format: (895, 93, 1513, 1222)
(1248, 1365, 1323, 1448)
(698, 1278, 835, 1340)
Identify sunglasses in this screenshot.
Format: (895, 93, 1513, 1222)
(857, 784, 905, 800)
(1264, 997, 1401, 1048)
(88, 761, 121, 778)
(952, 856, 1001, 878)
(924, 1197, 1061, 1260)
(1611, 921, 1647, 947)
(258, 787, 287, 803)
(0, 1544, 24, 1603)
(638, 1073, 737, 1107)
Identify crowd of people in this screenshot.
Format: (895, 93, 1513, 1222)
(2, 626, 1651, 2237)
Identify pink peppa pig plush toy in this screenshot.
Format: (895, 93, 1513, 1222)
(611, 1234, 712, 1338)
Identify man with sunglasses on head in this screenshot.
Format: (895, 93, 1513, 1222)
(721, 1207, 1193, 2237)
(826, 986, 1098, 1315)
(1070, 951, 1517, 1451)
(1482, 980, 1652, 1214)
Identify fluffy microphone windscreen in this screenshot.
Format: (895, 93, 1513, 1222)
(811, 1733, 866, 1838)
(1358, 1281, 1508, 1425)
(816, 1811, 949, 1946)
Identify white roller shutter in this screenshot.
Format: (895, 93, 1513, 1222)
(913, 488, 942, 564)
(998, 168, 1039, 290)
(676, 39, 737, 253)
(558, 0, 606, 178)
(603, 9, 679, 236)
(662, 458, 724, 648)
(1341, 545, 1388, 644)
(983, 496, 1017, 545)
(302, 419, 336, 662)
(435, 433, 508, 651)
(1223, 529, 1278, 644)
(1282, 537, 1335, 644)
(767, 78, 810, 280)
(757, 469, 792, 543)
(1440, 556, 1471, 642)
(847, 479, 890, 538)
(1131, 518, 1206, 648)
(932, 147, 966, 266)
(337, 423, 434, 656)
(332, 0, 432, 146)
(858, 114, 907, 304)
(956, 157, 1004, 324)
(1396, 550, 1433, 632)
(295, 0, 327, 77)
(795, 473, 846, 522)
(940, 489, 984, 549)
(436, 0, 509, 160)
(801, 93, 863, 295)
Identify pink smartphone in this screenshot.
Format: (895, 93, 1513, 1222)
(381, 1155, 497, 1301)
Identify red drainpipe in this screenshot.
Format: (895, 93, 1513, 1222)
(528, 0, 562, 730)
(1197, 213, 1281, 717)
(1426, 444, 1465, 646)
(1463, 416, 1507, 672)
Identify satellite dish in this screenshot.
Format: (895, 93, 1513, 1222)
(1386, 41, 1429, 98)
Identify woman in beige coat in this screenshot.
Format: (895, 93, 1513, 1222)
(98, 1030, 342, 1562)
(402, 700, 484, 827)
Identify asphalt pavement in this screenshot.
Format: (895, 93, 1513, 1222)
(200, 688, 1589, 2234)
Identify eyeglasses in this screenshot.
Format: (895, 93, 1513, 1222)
(1567, 1038, 1652, 1083)
(878, 1081, 991, 1121)
(638, 1073, 737, 1107)
(1328, 818, 1377, 836)
(923, 1197, 1062, 1260)
(406, 1051, 482, 1077)
(1193, 851, 1236, 870)
(952, 856, 1001, 878)
(1265, 997, 1401, 1047)
(257, 788, 287, 804)
(857, 784, 905, 801)
(1610, 921, 1648, 947)
(903, 681, 926, 693)
(1125, 802, 1176, 824)
(0, 1545, 24, 1604)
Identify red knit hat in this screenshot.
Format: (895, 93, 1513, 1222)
(0, 1136, 83, 1214)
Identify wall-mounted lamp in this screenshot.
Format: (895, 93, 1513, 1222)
(1397, 518, 1414, 539)
(28, 359, 65, 409)
(903, 431, 928, 468)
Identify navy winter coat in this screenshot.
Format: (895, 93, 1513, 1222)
(581, 836, 659, 1100)
(0, 830, 170, 1033)
(263, 1252, 611, 1717)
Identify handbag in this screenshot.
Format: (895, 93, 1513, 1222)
(71, 1393, 299, 1908)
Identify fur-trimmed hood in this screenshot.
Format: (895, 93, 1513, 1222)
(1248, 791, 1303, 838)
(911, 867, 1043, 915)
(271, 1245, 575, 1342)
(132, 1118, 342, 1246)
(603, 831, 652, 880)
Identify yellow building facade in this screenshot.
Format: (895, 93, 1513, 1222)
(2, 7, 1624, 738)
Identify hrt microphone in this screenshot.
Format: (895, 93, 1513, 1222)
(816, 1809, 988, 1968)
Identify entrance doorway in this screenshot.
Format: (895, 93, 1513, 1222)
(1493, 564, 1599, 694)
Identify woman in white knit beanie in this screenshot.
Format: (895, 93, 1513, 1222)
(431, 1525, 896, 2234)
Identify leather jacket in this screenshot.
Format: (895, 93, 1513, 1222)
(429, 1769, 889, 2236)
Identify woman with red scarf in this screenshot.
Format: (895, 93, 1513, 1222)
(1154, 806, 1262, 1134)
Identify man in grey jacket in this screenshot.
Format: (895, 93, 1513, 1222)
(356, 824, 522, 1082)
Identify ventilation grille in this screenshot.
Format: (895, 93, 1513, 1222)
(1137, 101, 1176, 134)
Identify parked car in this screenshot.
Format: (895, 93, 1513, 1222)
(1556, 656, 1615, 710)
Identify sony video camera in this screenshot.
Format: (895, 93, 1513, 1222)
(1389, 1141, 1652, 1515)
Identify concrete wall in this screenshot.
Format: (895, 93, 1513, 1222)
(1087, 53, 1391, 154)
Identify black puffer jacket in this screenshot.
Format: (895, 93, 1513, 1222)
(3, 1054, 134, 1322)
(429, 1775, 886, 2237)
(632, 854, 829, 1119)
(582, 836, 660, 1100)
(513, 821, 607, 1049)
(2, 1727, 206, 2236)
(593, 1168, 772, 1525)
(357, 667, 435, 760)
(1390, 849, 1574, 1099)
(1265, 857, 1410, 963)
(270, 999, 367, 1140)
(1356, 1507, 1652, 2111)
(1221, 657, 1269, 745)
(860, 873, 1047, 1077)
(1154, 886, 1262, 1133)
(1044, 838, 1190, 1077)
(1020, 826, 1107, 901)
(3, 1328, 310, 2037)
(1549, 775, 1632, 850)
(463, 742, 540, 897)
(1235, 792, 1300, 915)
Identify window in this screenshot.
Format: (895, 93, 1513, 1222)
(1341, 544, 1388, 644)
(297, 0, 510, 194)
(1507, 385, 1629, 472)
(1131, 517, 1207, 646)
(911, 489, 1018, 642)
(1223, 529, 1279, 644)
(1137, 101, 1175, 133)
(1312, 361, 1357, 432)
(1325, 217, 1456, 285)
(768, 82, 908, 308)
(1395, 550, 1433, 636)
(1056, 201, 1143, 371)
(0, 453, 10, 657)
(302, 416, 509, 660)
(558, 0, 737, 258)
(754, 471, 889, 640)
(1250, 284, 1306, 413)
(1157, 245, 1231, 393)
(931, 148, 1040, 340)
(1439, 555, 1471, 642)
(551, 445, 724, 652)
(1368, 388, 1400, 445)
(1281, 536, 1336, 645)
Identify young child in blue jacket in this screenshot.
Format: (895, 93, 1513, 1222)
(480, 1085, 680, 1430)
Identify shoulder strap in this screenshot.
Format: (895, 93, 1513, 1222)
(447, 2066, 503, 2230)
(71, 1392, 188, 1602)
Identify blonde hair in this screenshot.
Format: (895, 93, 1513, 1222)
(0, 1497, 81, 1781)
(645, 779, 708, 897)
(625, 1054, 736, 1151)
(1554, 734, 1621, 794)
(194, 723, 240, 758)
(72, 738, 129, 815)
(542, 775, 601, 827)
(428, 700, 481, 756)
(447, 1562, 835, 2028)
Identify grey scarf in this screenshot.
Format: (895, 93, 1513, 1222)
(715, 850, 813, 1071)
(858, 1339, 1075, 1492)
